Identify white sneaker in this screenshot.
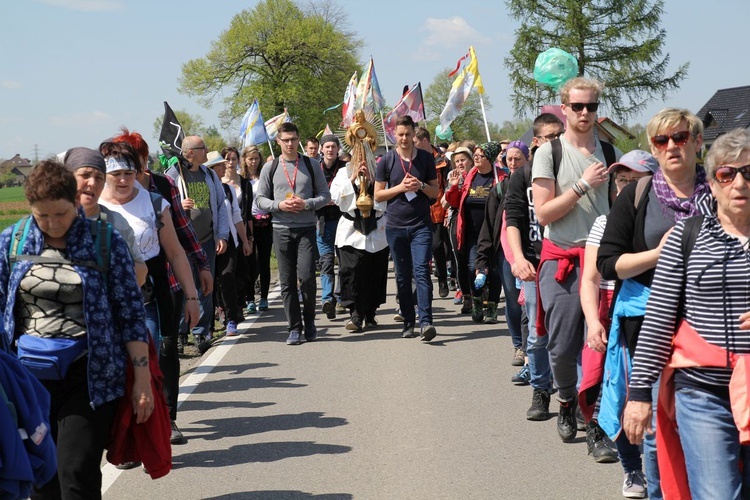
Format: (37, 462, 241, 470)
(622, 470, 647, 499)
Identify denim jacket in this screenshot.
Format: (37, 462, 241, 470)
(0, 215, 149, 408)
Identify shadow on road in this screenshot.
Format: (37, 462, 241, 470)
(182, 412, 349, 440)
(204, 492, 352, 499)
(172, 441, 352, 467)
(192, 376, 307, 394)
(178, 399, 276, 413)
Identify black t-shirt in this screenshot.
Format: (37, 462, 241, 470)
(465, 170, 494, 236)
(376, 149, 437, 229)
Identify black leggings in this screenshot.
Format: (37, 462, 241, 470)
(247, 223, 273, 302)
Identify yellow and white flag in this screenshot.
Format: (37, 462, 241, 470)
(439, 46, 484, 132)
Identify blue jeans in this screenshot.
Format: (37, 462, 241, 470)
(316, 219, 338, 304)
(144, 301, 160, 357)
(386, 224, 433, 326)
(675, 387, 750, 499)
(645, 379, 662, 499)
(179, 238, 216, 338)
(522, 280, 551, 391)
(499, 256, 522, 349)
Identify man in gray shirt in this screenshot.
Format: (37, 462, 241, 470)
(256, 122, 331, 345)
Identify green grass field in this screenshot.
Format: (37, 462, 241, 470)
(0, 187, 26, 203)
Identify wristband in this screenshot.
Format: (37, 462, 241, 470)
(571, 182, 585, 198)
(185, 296, 199, 301)
(579, 178, 592, 191)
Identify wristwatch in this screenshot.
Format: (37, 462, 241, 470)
(420, 182, 426, 191)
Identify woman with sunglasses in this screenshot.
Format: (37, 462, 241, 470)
(621, 128, 750, 499)
(596, 108, 714, 499)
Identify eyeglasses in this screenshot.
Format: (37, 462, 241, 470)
(568, 102, 599, 113)
(473, 154, 486, 160)
(191, 146, 206, 150)
(651, 131, 693, 149)
(535, 132, 562, 141)
(278, 137, 299, 143)
(714, 165, 750, 184)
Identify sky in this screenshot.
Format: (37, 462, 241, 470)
(2, 0, 749, 161)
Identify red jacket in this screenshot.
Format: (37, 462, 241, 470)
(656, 319, 750, 500)
(444, 166, 506, 250)
(107, 338, 172, 479)
(535, 239, 586, 337)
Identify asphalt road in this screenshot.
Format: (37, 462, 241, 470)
(102, 272, 626, 499)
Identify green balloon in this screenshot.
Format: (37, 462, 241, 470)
(435, 124, 453, 141)
(533, 48, 579, 91)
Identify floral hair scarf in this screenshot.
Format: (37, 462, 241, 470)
(651, 165, 711, 221)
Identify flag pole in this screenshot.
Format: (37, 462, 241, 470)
(479, 94, 491, 142)
(379, 110, 389, 152)
(267, 139, 275, 159)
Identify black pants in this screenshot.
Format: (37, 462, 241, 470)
(247, 223, 273, 302)
(273, 226, 316, 332)
(161, 289, 182, 422)
(338, 245, 389, 319)
(215, 239, 243, 323)
(34, 358, 117, 500)
(432, 223, 449, 282)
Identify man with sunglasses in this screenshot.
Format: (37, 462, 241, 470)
(531, 77, 622, 445)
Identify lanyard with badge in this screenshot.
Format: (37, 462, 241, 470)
(283, 156, 300, 199)
(399, 153, 418, 202)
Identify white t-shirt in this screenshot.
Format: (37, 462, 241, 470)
(100, 187, 170, 261)
(586, 215, 615, 291)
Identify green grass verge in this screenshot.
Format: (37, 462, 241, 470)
(0, 187, 26, 203)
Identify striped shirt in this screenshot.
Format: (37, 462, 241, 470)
(629, 215, 750, 402)
(586, 215, 615, 291)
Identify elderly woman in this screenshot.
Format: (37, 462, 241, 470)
(444, 141, 506, 323)
(596, 108, 714, 499)
(443, 146, 473, 310)
(622, 128, 750, 499)
(0, 160, 152, 499)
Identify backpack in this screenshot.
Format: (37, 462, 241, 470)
(550, 138, 617, 206)
(9, 215, 112, 280)
(269, 155, 317, 196)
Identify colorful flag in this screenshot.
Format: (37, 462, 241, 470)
(341, 71, 359, 128)
(356, 57, 385, 115)
(439, 46, 485, 132)
(239, 99, 269, 147)
(264, 108, 291, 141)
(383, 83, 425, 144)
(158, 101, 185, 160)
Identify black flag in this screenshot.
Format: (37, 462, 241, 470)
(158, 101, 185, 160)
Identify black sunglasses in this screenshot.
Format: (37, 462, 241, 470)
(535, 132, 562, 141)
(651, 131, 693, 149)
(568, 102, 599, 113)
(714, 165, 750, 184)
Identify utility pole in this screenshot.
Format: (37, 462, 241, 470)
(33, 144, 39, 163)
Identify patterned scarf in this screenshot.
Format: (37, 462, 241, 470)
(651, 165, 711, 221)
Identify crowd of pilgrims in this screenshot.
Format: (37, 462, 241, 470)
(2, 76, 750, 499)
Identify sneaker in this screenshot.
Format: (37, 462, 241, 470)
(460, 296, 472, 314)
(448, 279, 457, 291)
(226, 321, 239, 337)
(304, 322, 317, 342)
(401, 323, 417, 338)
(393, 308, 405, 322)
(177, 334, 187, 355)
(453, 290, 463, 305)
(526, 388, 550, 421)
(483, 302, 498, 324)
(116, 461, 141, 470)
(557, 398, 578, 443)
(511, 364, 530, 385)
(170, 421, 187, 445)
(438, 280, 449, 298)
(586, 421, 619, 463)
(286, 330, 302, 345)
(622, 470, 647, 499)
(364, 315, 378, 329)
(246, 301, 257, 314)
(471, 296, 484, 323)
(512, 348, 525, 366)
(345, 317, 363, 332)
(322, 300, 336, 320)
(258, 298, 269, 311)
(576, 405, 587, 431)
(335, 301, 346, 313)
(420, 324, 437, 342)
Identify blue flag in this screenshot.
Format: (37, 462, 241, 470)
(239, 99, 269, 147)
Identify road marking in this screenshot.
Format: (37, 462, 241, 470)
(101, 287, 281, 495)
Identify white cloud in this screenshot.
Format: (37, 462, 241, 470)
(32, 0, 123, 12)
(49, 111, 111, 127)
(414, 17, 492, 61)
(1, 81, 22, 90)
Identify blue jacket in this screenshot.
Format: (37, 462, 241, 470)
(598, 278, 651, 440)
(0, 349, 57, 499)
(0, 215, 149, 408)
(165, 163, 230, 244)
